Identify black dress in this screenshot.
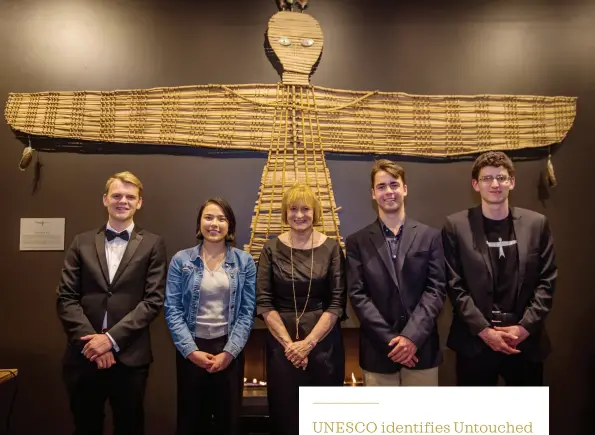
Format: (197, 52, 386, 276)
(256, 237, 346, 435)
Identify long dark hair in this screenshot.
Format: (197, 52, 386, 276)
(196, 197, 237, 245)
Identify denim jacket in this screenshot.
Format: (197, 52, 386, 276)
(164, 242, 256, 359)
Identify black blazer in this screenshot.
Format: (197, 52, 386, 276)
(57, 225, 167, 367)
(346, 218, 446, 373)
(442, 206, 557, 361)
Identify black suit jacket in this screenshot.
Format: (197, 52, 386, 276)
(346, 218, 446, 373)
(57, 225, 167, 367)
(442, 206, 557, 361)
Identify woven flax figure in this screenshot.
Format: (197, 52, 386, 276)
(4, 10, 577, 259)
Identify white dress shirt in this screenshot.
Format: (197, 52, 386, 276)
(102, 221, 135, 352)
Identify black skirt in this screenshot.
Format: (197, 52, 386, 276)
(266, 309, 345, 435)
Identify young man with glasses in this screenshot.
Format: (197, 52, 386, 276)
(442, 151, 557, 386)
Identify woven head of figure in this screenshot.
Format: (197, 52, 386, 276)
(267, 11, 323, 86)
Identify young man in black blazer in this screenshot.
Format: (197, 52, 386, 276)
(346, 160, 446, 386)
(57, 171, 167, 435)
(442, 151, 557, 386)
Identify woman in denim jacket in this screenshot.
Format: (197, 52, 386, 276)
(165, 197, 256, 435)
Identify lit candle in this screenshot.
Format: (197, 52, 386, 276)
(344, 372, 363, 386)
(244, 377, 267, 387)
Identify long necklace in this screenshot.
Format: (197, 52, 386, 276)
(290, 231, 315, 340)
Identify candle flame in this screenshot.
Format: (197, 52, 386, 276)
(243, 377, 267, 386)
(351, 372, 356, 383)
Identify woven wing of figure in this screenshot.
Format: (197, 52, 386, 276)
(310, 86, 576, 156)
(4, 84, 280, 152)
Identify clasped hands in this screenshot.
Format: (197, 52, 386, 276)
(188, 350, 234, 373)
(81, 333, 115, 370)
(285, 339, 315, 370)
(479, 324, 529, 355)
(388, 335, 418, 367)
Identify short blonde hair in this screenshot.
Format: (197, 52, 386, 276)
(281, 182, 322, 226)
(104, 171, 143, 197)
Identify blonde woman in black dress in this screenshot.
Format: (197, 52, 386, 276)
(256, 182, 346, 435)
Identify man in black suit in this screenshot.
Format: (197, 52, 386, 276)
(346, 160, 446, 386)
(57, 171, 167, 435)
(442, 151, 557, 386)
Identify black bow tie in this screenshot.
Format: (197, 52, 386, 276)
(105, 229, 130, 242)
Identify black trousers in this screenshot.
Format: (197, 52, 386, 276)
(63, 360, 149, 435)
(176, 335, 244, 435)
(456, 350, 544, 386)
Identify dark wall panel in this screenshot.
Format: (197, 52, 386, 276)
(1, 1, 594, 434)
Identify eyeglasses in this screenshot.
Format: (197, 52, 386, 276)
(478, 175, 512, 185)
